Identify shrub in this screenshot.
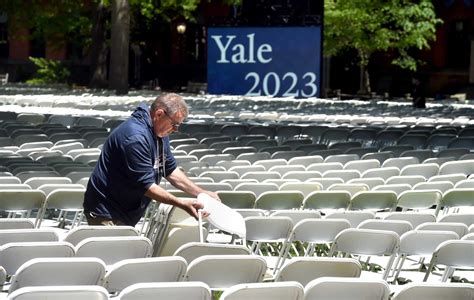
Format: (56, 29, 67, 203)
(26, 57, 70, 84)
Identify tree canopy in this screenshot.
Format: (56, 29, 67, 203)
(324, 0, 442, 93)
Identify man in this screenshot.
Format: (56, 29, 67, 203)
(83, 93, 217, 226)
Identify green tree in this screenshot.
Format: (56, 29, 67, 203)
(324, 0, 442, 95)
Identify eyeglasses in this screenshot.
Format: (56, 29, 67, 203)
(163, 110, 183, 129)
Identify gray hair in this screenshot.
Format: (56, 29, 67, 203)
(151, 93, 189, 117)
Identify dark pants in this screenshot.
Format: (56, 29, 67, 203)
(85, 212, 126, 226)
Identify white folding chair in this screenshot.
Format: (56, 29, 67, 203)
(185, 255, 267, 290)
(173, 242, 250, 264)
(116, 282, 211, 300)
(75, 236, 153, 266)
(220, 282, 304, 300)
(391, 282, 474, 300)
(104, 257, 187, 294)
(8, 257, 106, 294)
(304, 277, 390, 300)
(275, 257, 361, 286)
(7, 285, 109, 300)
(63, 225, 139, 246)
(329, 228, 400, 280)
(424, 240, 474, 282)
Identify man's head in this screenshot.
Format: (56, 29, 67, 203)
(150, 93, 188, 137)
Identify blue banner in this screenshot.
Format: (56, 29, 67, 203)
(207, 27, 322, 98)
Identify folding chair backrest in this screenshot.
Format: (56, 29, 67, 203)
(276, 257, 361, 286)
(391, 282, 474, 300)
(9, 257, 106, 293)
(173, 242, 250, 264)
(7, 285, 110, 300)
(63, 225, 140, 246)
(304, 277, 390, 300)
(75, 236, 153, 265)
(116, 282, 212, 300)
(220, 282, 304, 300)
(104, 257, 187, 294)
(185, 255, 267, 289)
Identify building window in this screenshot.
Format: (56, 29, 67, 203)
(446, 20, 470, 69)
(0, 12, 8, 58)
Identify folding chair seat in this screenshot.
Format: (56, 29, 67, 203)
(329, 228, 400, 280)
(391, 230, 460, 283)
(220, 282, 303, 300)
(75, 236, 153, 266)
(0, 228, 59, 246)
(271, 150, 306, 160)
(63, 225, 139, 246)
(185, 255, 267, 290)
(254, 191, 304, 211)
(173, 242, 250, 264)
(104, 257, 187, 294)
(304, 277, 391, 300)
(7, 285, 109, 300)
(424, 240, 474, 282)
(279, 182, 322, 197)
(116, 282, 211, 300)
(391, 282, 474, 300)
(437, 148, 470, 159)
(7, 257, 106, 294)
(275, 257, 361, 286)
(428, 174, 467, 185)
(295, 144, 328, 155)
(325, 211, 375, 228)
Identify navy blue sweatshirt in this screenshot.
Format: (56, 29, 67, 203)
(83, 103, 177, 226)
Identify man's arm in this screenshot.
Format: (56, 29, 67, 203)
(165, 167, 219, 200)
(144, 183, 203, 219)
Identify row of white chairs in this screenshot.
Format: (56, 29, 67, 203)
(6, 280, 474, 300)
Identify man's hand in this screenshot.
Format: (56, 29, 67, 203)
(201, 190, 221, 202)
(183, 199, 209, 219)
